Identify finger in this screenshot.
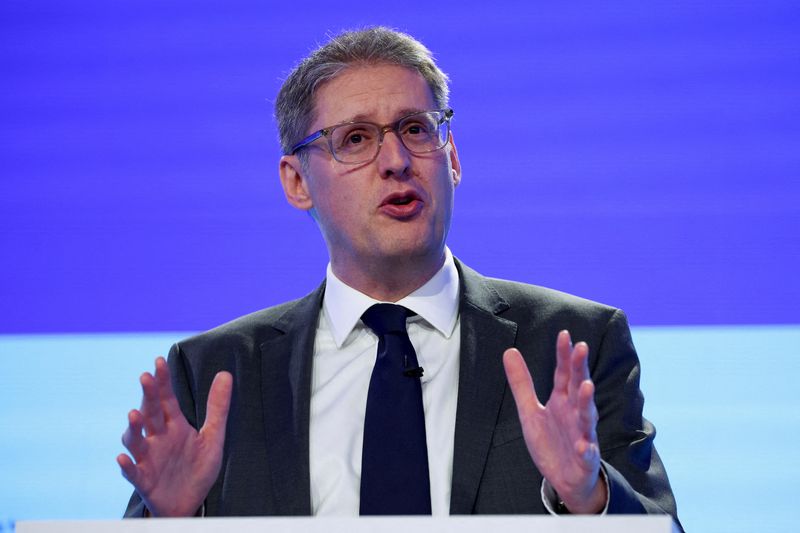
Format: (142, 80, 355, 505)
(117, 453, 140, 486)
(121, 409, 148, 461)
(575, 439, 600, 467)
(154, 357, 184, 422)
(200, 371, 233, 448)
(503, 348, 544, 418)
(553, 330, 572, 394)
(568, 342, 589, 403)
(577, 380, 599, 440)
(577, 340, 591, 380)
(139, 372, 165, 435)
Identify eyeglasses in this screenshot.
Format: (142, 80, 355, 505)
(289, 108, 454, 165)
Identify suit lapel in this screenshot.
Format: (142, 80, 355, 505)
(259, 282, 325, 515)
(450, 260, 518, 514)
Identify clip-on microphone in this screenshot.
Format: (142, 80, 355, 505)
(403, 366, 424, 378)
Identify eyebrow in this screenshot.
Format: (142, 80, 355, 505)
(338, 108, 427, 125)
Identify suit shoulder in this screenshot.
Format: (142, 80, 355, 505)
(482, 276, 622, 323)
(176, 287, 323, 353)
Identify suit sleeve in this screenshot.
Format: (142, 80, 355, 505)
(122, 343, 199, 518)
(590, 309, 683, 531)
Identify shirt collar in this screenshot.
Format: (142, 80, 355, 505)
(323, 248, 460, 348)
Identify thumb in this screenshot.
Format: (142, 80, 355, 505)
(199, 371, 233, 447)
(503, 348, 543, 418)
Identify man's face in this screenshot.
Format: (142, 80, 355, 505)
(281, 64, 461, 283)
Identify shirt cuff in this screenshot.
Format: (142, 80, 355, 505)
(540, 465, 610, 515)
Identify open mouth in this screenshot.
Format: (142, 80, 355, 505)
(389, 195, 415, 205)
(382, 191, 421, 206)
(380, 191, 423, 218)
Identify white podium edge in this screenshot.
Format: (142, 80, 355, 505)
(16, 514, 680, 533)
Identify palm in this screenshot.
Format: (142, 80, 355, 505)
(503, 331, 605, 514)
(117, 357, 232, 517)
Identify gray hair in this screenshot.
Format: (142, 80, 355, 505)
(275, 27, 450, 156)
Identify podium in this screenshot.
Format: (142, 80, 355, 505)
(17, 515, 680, 532)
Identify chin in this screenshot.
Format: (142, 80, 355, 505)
(379, 237, 442, 262)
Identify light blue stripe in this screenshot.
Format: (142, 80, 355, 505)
(0, 333, 194, 522)
(1, 326, 799, 532)
(632, 325, 800, 533)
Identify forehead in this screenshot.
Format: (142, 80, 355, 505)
(311, 64, 436, 129)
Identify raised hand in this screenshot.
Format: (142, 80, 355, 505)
(502, 330, 607, 514)
(117, 357, 232, 517)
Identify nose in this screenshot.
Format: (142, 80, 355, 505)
(375, 128, 411, 179)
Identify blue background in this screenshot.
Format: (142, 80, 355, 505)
(1, 1, 798, 532)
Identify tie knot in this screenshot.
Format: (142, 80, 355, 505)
(361, 304, 412, 336)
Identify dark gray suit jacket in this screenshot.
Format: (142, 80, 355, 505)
(126, 260, 681, 527)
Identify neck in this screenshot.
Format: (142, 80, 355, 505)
(330, 250, 446, 302)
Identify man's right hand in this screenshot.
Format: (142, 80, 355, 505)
(117, 357, 232, 517)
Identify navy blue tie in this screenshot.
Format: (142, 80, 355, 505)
(359, 303, 432, 515)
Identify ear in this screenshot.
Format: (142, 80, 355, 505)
(447, 131, 462, 187)
(279, 155, 314, 211)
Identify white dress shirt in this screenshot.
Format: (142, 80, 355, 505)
(309, 249, 461, 516)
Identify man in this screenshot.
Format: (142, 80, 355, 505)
(119, 27, 681, 527)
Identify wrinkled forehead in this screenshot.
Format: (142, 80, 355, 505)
(309, 63, 437, 131)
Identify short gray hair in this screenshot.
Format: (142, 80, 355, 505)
(275, 27, 450, 156)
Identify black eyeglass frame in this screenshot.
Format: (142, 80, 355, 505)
(288, 108, 454, 164)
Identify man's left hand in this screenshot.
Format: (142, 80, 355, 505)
(502, 330, 607, 514)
